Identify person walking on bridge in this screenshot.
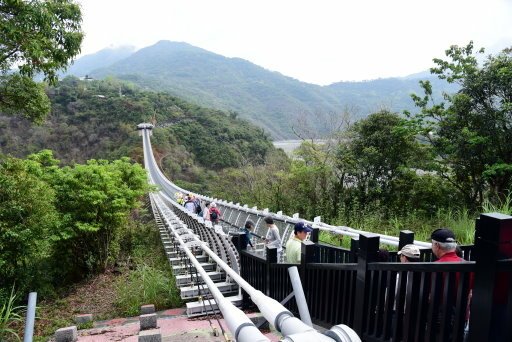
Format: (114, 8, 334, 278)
(264, 216, 282, 254)
(285, 222, 312, 263)
(203, 202, 211, 221)
(209, 202, 221, 224)
(184, 196, 196, 213)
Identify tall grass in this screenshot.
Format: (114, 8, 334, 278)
(320, 206, 480, 248)
(115, 263, 181, 316)
(115, 217, 182, 316)
(0, 287, 25, 342)
(482, 193, 512, 215)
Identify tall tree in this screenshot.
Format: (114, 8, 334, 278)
(0, 155, 60, 293)
(407, 42, 512, 207)
(336, 111, 425, 209)
(0, 0, 83, 122)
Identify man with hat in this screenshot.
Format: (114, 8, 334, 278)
(285, 221, 313, 263)
(429, 228, 470, 339)
(398, 244, 421, 263)
(430, 228, 463, 262)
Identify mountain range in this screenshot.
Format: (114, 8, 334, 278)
(64, 41, 457, 139)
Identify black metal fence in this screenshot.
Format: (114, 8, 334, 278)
(235, 213, 512, 342)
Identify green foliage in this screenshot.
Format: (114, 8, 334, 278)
(52, 157, 149, 275)
(0, 0, 83, 121)
(482, 192, 512, 215)
(407, 42, 512, 208)
(0, 75, 51, 123)
(0, 0, 83, 84)
(77, 321, 94, 330)
(0, 155, 59, 293)
(0, 77, 274, 173)
(115, 263, 181, 316)
(0, 151, 150, 297)
(0, 287, 25, 342)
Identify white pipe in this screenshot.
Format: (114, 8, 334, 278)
(23, 292, 37, 342)
(288, 267, 312, 327)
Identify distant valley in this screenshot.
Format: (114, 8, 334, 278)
(64, 41, 458, 139)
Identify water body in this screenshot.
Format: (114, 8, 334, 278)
(273, 140, 327, 155)
(273, 140, 303, 154)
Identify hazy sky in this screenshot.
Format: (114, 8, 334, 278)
(77, 0, 512, 85)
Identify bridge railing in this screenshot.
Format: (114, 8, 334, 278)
(236, 213, 512, 342)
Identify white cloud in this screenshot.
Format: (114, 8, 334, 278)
(77, 0, 512, 85)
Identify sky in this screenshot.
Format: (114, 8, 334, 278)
(77, 0, 512, 85)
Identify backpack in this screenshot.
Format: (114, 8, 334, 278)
(210, 210, 218, 221)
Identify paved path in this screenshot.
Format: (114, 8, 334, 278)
(77, 308, 281, 341)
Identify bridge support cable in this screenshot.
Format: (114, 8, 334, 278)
(151, 194, 270, 342)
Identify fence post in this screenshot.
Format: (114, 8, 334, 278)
(468, 213, 512, 342)
(310, 227, 320, 243)
(265, 246, 278, 296)
(350, 237, 359, 263)
(233, 231, 251, 308)
(231, 232, 244, 250)
(302, 240, 317, 264)
(398, 230, 414, 250)
(352, 233, 379, 336)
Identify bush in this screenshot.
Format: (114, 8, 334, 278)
(115, 264, 181, 316)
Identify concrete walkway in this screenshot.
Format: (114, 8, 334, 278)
(77, 308, 281, 341)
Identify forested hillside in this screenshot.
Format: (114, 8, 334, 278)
(0, 76, 276, 302)
(0, 77, 274, 185)
(67, 41, 457, 139)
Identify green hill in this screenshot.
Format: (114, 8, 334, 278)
(66, 41, 458, 139)
(0, 77, 274, 185)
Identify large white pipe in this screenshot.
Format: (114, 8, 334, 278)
(288, 267, 312, 327)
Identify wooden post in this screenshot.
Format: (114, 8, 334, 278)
(399, 230, 414, 250)
(231, 232, 244, 250)
(302, 240, 317, 264)
(310, 227, 320, 243)
(350, 237, 359, 263)
(353, 233, 380, 336)
(265, 246, 278, 296)
(469, 213, 512, 342)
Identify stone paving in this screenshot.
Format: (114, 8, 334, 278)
(76, 308, 281, 341)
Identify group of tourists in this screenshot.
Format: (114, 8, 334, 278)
(175, 192, 222, 224)
(240, 216, 312, 263)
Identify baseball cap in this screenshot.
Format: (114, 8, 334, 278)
(294, 221, 313, 233)
(430, 228, 456, 243)
(398, 244, 421, 259)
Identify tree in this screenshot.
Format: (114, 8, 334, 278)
(0, 0, 83, 122)
(335, 111, 426, 216)
(52, 157, 149, 274)
(0, 155, 60, 293)
(407, 42, 512, 207)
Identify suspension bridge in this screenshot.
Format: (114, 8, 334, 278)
(138, 123, 512, 342)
